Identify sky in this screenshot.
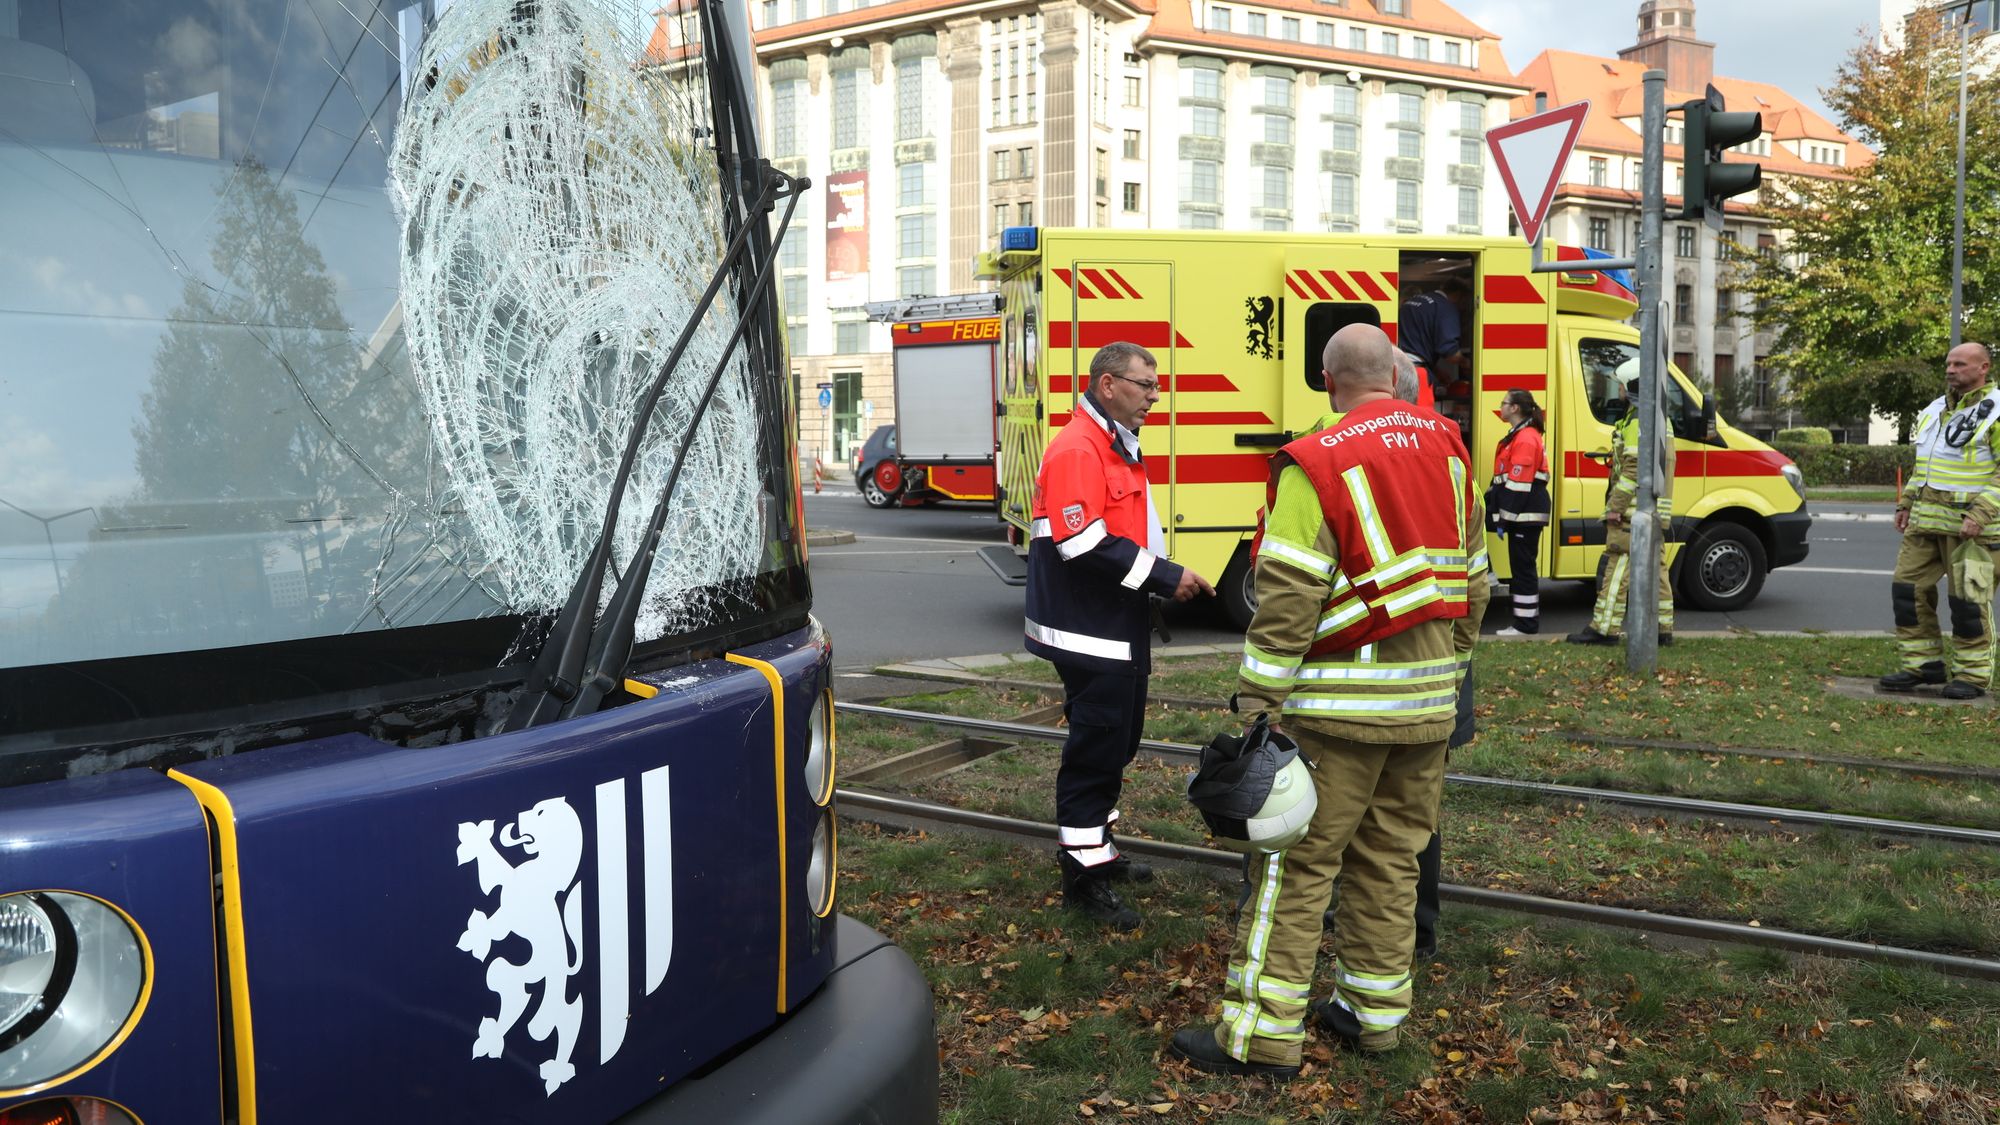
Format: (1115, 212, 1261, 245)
(1460, 0, 1885, 132)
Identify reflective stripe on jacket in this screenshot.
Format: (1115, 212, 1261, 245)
(1489, 422, 1550, 524)
(1903, 387, 2000, 532)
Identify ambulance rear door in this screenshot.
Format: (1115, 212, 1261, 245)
(1045, 254, 1179, 552)
(1277, 246, 1402, 433)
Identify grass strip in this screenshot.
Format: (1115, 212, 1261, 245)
(839, 825, 2000, 1124)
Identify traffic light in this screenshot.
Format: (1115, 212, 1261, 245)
(1678, 83, 1762, 228)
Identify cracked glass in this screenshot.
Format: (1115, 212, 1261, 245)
(0, 0, 806, 750)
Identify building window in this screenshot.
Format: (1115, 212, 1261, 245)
(1186, 66, 1223, 100)
(897, 59, 925, 140)
(1181, 159, 1221, 204)
(1264, 76, 1292, 109)
(792, 0, 807, 19)
(1019, 146, 1035, 178)
(1330, 84, 1358, 116)
(1317, 22, 1335, 45)
(1458, 136, 1481, 165)
(1330, 120, 1358, 152)
(1380, 0, 1406, 12)
(1396, 92, 1421, 124)
(994, 203, 1009, 234)
(1674, 284, 1693, 323)
(1718, 287, 1736, 319)
(1095, 147, 1110, 197)
(1123, 182, 1142, 211)
(898, 214, 936, 258)
(1208, 6, 1231, 31)
(1457, 186, 1479, 227)
(1412, 36, 1429, 60)
(1184, 211, 1219, 229)
(1018, 201, 1034, 225)
(897, 265, 936, 297)
(900, 162, 929, 206)
(1459, 100, 1482, 132)
(782, 273, 807, 322)
(1348, 26, 1367, 50)
(1395, 129, 1422, 159)
(761, 0, 778, 28)
(993, 149, 1012, 180)
(1676, 225, 1695, 258)
(1588, 216, 1610, 247)
(1381, 32, 1398, 54)
(1264, 166, 1290, 209)
(1186, 104, 1222, 137)
(1588, 156, 1608, 187)
(832, 67, 863, 149)
(1445, 41, 1462, 65)
(1123, 129, 1142, 159)
(1124, 76, 1142, 106)
(1396, 180, 1419, 221)
(1282, 17, 1301, 40)
(771, 77, 802, 157)
(835, 321, 866, 354)
(1264, 112, 1290, 143)
(1247, 12, 1266, 35)
(1326, 172, 1356, 216)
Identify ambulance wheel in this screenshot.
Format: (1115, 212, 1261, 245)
(1676, 519, 1766, 612)
(1220, 549, 1258, 632)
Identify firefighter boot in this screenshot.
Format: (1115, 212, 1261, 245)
(1104, 853, 1154, 883)
(1565, 625, 1618, 646)
(1942, 680, 1988, 700)
(1061, 852, 1141, 931)
(1878, 661, 1947, 692)
(1306, 997, 1397, 1054)
(1167, 1026, 1301, 1078)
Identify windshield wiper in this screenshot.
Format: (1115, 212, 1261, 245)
(502, 161, 806, 733)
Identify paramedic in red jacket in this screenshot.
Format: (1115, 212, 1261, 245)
(1026, 341, 1214, 930)
(1489, 390, 1552, 635)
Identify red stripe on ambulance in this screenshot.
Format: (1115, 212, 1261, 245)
(1482, 275, 1545, 305)
(1046, 321, 1195, 350)
(1484, 323, 1548, 350)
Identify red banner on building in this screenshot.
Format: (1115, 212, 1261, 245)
(825, 170, 869, 307)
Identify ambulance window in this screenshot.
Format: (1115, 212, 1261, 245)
(1579, 338, 1689, 429)
(1302, 303, 1383, 392)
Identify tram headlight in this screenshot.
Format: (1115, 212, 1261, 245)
(804, 689, 835, 807)
(0, 892, 147, 1092)
(804, 812, 837, 918)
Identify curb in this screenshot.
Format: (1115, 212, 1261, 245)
(807, 528, 857, 547)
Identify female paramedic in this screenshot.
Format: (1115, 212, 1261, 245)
(1489, 389, 1552, 635)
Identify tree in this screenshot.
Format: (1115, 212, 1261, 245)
(1742, 7, 2000, 440)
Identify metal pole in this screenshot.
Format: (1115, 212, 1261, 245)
(1953, 20, 1969, 349)
(1627, 70, 1666, 674)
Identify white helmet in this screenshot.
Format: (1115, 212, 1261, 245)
(1186, 715, 1319, 854)
(1614, 357, 1641, 386)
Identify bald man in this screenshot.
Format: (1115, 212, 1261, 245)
(1172, 324, 1485, 1077)
(1880, 342, 2000, 700)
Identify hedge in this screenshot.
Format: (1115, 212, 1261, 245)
(1770, 441, 1915, 487)
(1775, 427, 1833, 445)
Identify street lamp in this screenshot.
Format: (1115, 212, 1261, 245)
(0, 496, 97, 599)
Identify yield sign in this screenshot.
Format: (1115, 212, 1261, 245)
(1486, 100, 1590, 247)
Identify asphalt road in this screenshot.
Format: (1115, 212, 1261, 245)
(803, 488, 1904, 673)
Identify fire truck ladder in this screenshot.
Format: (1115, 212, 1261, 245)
(861, 293, 1003, 323)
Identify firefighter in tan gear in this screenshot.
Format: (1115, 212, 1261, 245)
(1568, 358, 1674, 646)
(1878, 342, 2000, 700)
(1170, 324, 1486, 1077)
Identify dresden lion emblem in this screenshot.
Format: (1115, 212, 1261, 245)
(457, 797, 586, 1094)
(1244, 295, 1276, 360)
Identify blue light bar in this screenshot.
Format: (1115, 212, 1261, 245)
(1578, 245, 1635, 297)
(1000, 226, 1038, 251)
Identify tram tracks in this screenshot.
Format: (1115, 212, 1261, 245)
(837, 701, 2000, 849)
(836, 786, 2000, 984)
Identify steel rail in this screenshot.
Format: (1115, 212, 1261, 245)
(836, 702, 2000, 847)
(836, 787, 2000, 984)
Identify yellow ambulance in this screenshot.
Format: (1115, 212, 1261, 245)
(984, 227, 1810, 629)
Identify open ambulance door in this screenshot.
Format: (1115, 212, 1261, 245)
(1046, 258, 1178, 553)
(1277, 247, 1402, 433)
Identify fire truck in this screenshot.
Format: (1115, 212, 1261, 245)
(983, 227, 1809, 629)
(861, 294, 1003, 508)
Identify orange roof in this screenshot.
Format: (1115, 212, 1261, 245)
(1140, 0, 1521, 88)
(1511, 49, 1872, 180)
(755, 0, 1156, 47)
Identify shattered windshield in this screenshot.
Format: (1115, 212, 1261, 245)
(0, 0, 806, 746)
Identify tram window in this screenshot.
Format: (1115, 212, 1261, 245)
(1301, 302, 1383, 392)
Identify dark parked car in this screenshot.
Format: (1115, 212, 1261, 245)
(854, 424, 901, 507)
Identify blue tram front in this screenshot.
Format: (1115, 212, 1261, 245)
(0, 0, 936, 1120)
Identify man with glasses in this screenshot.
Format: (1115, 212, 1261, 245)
(1026, 341, 1214, 929)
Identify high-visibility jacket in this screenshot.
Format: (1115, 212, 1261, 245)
(1235, 398, 1484, 741)
(1902, 386, 2000, 533)
(1606, 405, 1672, 520)
(1024, 392, 1185, 669)
(1489, 422, 1550, 525)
